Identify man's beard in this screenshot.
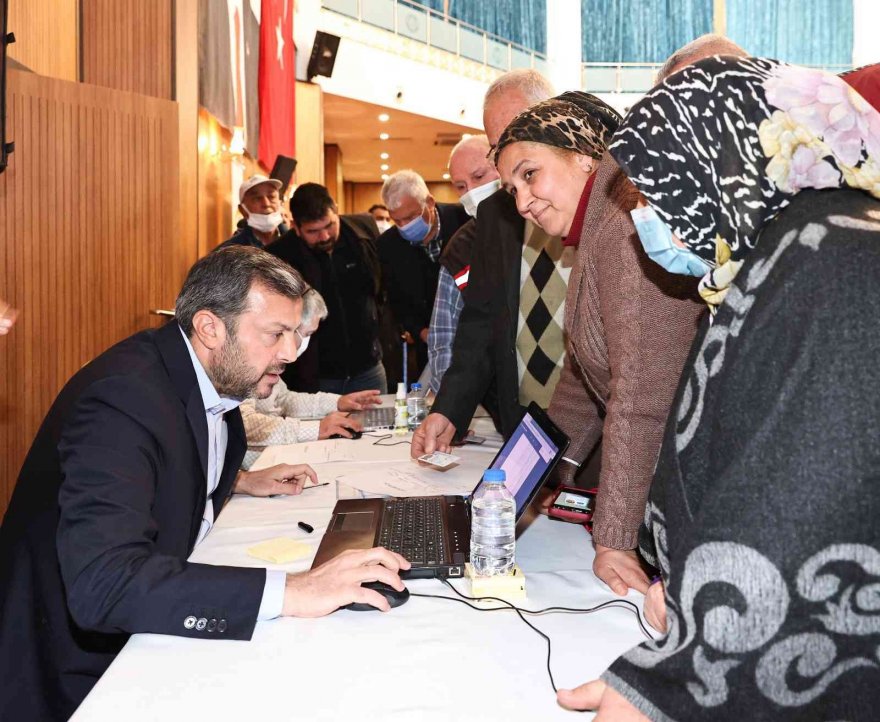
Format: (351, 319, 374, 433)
(209, 333, 285, 399)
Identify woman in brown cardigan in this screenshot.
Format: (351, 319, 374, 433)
(495, 94, 705, 596)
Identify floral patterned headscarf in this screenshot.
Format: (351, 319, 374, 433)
(609, 55, 880, 311)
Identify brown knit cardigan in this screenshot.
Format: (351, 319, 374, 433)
(548, 154, 705, 550)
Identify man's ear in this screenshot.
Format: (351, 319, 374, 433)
(574, 154, 596, 175)
(191, 309, 227, 351)
(238, 204, 249, 219)
(425, 194, 436, 211)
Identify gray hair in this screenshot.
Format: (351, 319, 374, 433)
(448, 134, 492, 166)
(300, 287, 328, 328)
(381, 169, 430, 211)
(176, 246, 307, 336)
(657, 34, 748, 82)
(483, 69, 555, 111)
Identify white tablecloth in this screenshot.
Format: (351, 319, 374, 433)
(73, 422, 648, 721)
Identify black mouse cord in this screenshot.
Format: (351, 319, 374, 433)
(410, 578, 655, 695)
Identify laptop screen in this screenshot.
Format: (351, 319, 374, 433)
(475, 409, 562, 514)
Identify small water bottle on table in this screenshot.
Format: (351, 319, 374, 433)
(470, 469, 515, 577)
(407, 382, 425, 430)
(393, 382, 409, 435)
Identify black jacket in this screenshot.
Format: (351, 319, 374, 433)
(431, 190, 525, 437)
(269, 214, 382, 390)
(217, 219, 289, 250)
(0, 322, 264, 721)
(378, 202, 469, 343)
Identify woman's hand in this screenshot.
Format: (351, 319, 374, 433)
(644, 579, 668, 633)
(593, 545, 650, 595)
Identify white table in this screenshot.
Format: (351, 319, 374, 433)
(73, 422, 648, 721)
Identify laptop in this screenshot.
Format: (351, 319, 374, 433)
(311, 403, 570, 579)
(351, 406, 395, 431)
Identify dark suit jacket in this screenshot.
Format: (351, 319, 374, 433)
(378, 202, 469, 361)
(0, 322, 266, 721)
(269, 214, 382, 391)
(430, 189, 525, 438)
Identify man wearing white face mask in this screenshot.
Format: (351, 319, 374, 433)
(426, 135, 501, 395)
(378, 170, 469, 375)
(218, 175, 288, 250)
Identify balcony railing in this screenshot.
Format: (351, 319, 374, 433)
(582, 61, 854, 95)
(322, 0, 548, 75)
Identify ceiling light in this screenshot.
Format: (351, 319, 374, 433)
(378, 113, 390, 122)
(442, 172, 451, 180)
(379, 132, 390, 141)
(381, 173, 390, 180)
(380, 152, 389, 160)
(380, 163, 389, 171)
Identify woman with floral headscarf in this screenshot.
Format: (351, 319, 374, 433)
(559, 56, 880, 721)
(494, 92, 705, 596)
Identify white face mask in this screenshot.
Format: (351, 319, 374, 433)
(375, 220, 392, 234)
(460, 179, 501, 218)
(247, 211, 283, 234)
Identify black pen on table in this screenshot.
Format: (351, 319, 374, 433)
(298, 521, 314, 534)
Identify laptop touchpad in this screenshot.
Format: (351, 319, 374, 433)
(333, 511, 375, 532)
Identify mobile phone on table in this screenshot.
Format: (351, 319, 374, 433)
(548, 486, 597, 528)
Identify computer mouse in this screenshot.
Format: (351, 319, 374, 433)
(343, 581, 410, 612)
(329, 428, 363, 440)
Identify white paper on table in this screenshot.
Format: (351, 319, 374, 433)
(251, 438, 413, 470)
(336, 462, 478, 497)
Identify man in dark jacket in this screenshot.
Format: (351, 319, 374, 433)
(217, 174, 289, 250)
(0, 247, 408, 720)
(270, 183, 386, 394)
(378, 169, 469, 374)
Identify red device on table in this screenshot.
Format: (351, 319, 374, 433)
(548, 486, 598, 531)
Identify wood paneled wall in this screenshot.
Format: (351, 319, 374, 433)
(295, 81, 324, 185)
(6, 0, 79, 81)
(345, 181, 459, 215)
(324, 144, 344, 212)
(0, 70, 187, 514)
(81, 0, 174, 99)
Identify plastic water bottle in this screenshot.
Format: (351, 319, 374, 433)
(407, 382, 426, 430)
(393, 382, 409, 434)
(470, 469, 515, 576)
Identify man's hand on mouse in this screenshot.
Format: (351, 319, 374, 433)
(318, 411, 363, 439)
(282, 547, 411, 617)
(234, 464, 318, 497)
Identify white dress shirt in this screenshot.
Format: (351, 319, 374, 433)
(180, 327, 285, 619)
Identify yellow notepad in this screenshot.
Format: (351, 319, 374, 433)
(246, 538, 311, 564)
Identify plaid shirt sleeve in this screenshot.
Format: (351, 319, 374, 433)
(427, 267, 464, 393)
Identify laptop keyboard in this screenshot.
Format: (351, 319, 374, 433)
(360, 406, 395, 431)
(378, 497, 447, 566)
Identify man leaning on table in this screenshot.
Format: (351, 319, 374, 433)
(0, 247, 409, 721)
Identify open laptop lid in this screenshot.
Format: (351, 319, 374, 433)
(470, 402, 570, 520)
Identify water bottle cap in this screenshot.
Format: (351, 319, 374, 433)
(410, 383, 421, 392)
(482, 469, 506, 482)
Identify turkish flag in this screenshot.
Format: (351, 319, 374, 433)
(257, 0, 296, 170)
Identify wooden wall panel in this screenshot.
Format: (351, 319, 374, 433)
(324, 144, 344, 212)
(6, 0, 79, 80)
(81, 0, 173, 99)
(295, 81, 324, 185)
(348, 182, 459, 214)
(0, 70, 187, 516)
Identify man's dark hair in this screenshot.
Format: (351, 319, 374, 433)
(368, 204, 388, 213)
(290, 183, 337, 224)
(175, 246, 307, 336)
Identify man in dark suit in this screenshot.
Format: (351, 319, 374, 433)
(0, 247, 409, 720)
(378, 169, 469, 376)
(269, 183, 386, 394)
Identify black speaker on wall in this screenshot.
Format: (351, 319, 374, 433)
(307, 31, 340, 81)
(270, 155, 298, 197)
(1, 0, 15, 174)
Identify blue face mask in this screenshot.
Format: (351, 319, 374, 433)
(630, 206, 712, 277)
(398, 209, 430, 245)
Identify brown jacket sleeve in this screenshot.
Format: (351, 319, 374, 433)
(591, 210, 704, 549)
